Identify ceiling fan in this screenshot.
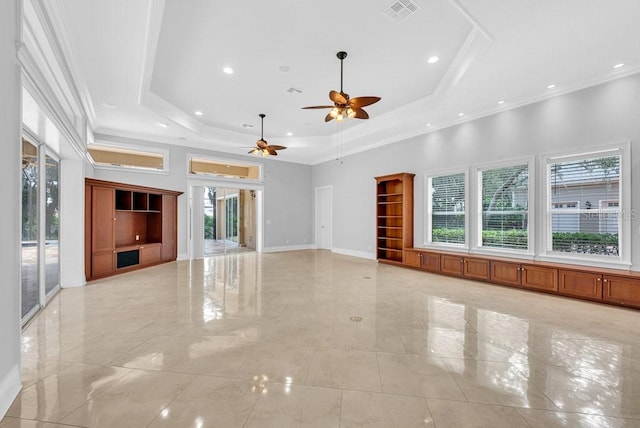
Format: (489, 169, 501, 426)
(248, 114, 287, 157)
(302, 51, 381, 122)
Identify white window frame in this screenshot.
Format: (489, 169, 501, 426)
(186, 153, 264, 184)
(473, 157, 535, 258)
(424, 168, 469, 249)
(540, 142, 631, 269)
(88, 139, 170, 174)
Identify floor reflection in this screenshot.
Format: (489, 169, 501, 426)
(8, 250, 640, 427)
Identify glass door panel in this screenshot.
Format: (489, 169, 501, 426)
(45, 154, 60, 296)
(203, 187, 253, 255)
(21, 139, 39, 319)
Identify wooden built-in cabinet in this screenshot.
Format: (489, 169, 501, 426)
(401, 247, 640, 310)
(375, 173, 414, 265)
(491, 261, 558, 292)
(85, 178, 182, 280)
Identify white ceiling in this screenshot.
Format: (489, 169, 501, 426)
(54, 0, 640, 164)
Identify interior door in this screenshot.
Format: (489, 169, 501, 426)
(315, 186, 332, 250)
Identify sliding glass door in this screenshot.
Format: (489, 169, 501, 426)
(21, 137, 61, 323)
(45, 153, 60, 296)
(21, 139, 39, 319)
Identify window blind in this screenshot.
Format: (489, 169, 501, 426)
(431, 173, 465, 244)
(549, 155, 620, 256)
(480, 164, 529, 250)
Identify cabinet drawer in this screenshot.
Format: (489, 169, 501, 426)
(559, 270, 602, 299)
(521, 265, 558, 292)
(491, 261, 521, 287)
(603, 275, 640, 307)
(140, 244, 162, 265)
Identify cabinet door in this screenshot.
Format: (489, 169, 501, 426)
(559, 270, 603, 300)
(92, 186, 115, 252)
(140, 244, 162, 265)
(162, 194, 177, 261)
(421, 252, 441, 272)
(521, 265, 558, 292)
(441, 255, 464, 276)
(404, 250, 421, 268)
(491, 261, 521, 287)
(603, 275, 640, 308)
(463, 257, 490, 280)
(92, 251, 115, 277)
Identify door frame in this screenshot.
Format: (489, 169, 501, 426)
(187, 178, 263, 259)
(315, 185, 333, 250)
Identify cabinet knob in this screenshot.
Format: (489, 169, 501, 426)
(596, 277, 601, 282)
(603, 279, 608, 283)
(140, 246, 144, 249)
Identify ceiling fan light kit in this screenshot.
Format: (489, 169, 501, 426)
(302, 51, 381, 123)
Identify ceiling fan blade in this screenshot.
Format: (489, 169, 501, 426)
(257, 139, 268, 149)
(267, 149, 278, 156)
(349, 96, 381, 108)
(267, 145, 287, 151)
(324, 113, 335, 122)
(353, 108, 369, 119)
(329, 90, 347, 105)
(248, 148, 259, 154)
(301, 105, 334, 109)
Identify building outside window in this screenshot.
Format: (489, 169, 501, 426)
(548, 153, 621, 257)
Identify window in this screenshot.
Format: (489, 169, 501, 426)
(88, 143, 168, 172)
(548, 152, 621, 258)
(478, 162, 530, 251)
(427, 171, 466, 245)
(189, 156, 261, 180)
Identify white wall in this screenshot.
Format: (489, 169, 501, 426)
(88, 135, 313, 255)
(0, 0, 23, 418)
(312, 73, 640, 270)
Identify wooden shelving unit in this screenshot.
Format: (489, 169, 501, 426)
(85, 178, 182, 280)
(375, 173, 414, 265)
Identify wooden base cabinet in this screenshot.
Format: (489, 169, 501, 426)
(603, 276, 640, 308)
(559, 270, 603, 300)
(521, 265, 558, 292)
(85, 179, 182, 280)
(404, 250, 441, 272)
(441, 255, 489, 280)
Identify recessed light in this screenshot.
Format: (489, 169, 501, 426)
(286, 132, 293, 136)
(428, 56, 439, 64)
(458, 112, 464, 117)
(613, 63, 625, 69)
(498, 100, 505, 105)
(279, 65, 290, 72)
(426, 123, 432, 127)
(101, 102, 117, 109)
(222, 66, 234, 74)
(194, 110, 203, 116)
(156, 122, 168, 128)
(547, 84, 556, 89)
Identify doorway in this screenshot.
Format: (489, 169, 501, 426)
(315, 186, 333, 250)
(202, 186, 257, 256)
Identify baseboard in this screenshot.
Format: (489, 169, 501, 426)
(61, 279, 86, 288)
(177, 253, 189, 261)
(0, 364, 21, 419)
(332, 247, 376, 260)
(262, 244, 315, 253)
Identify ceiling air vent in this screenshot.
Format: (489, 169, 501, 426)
(383, 0, 420, 23)
(285, 87, 303, 94)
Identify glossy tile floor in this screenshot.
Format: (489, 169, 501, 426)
(4, 250, 640, 427)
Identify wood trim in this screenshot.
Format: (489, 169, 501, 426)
(85, 178, 183, 197)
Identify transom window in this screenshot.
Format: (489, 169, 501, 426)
(88, 143, 167, 172)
